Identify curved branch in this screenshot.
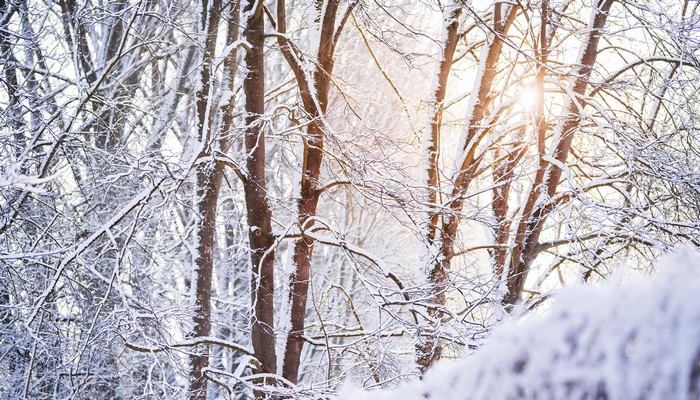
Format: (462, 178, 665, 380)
(590, 56, 700, 97)
(125, 336, 253, 355)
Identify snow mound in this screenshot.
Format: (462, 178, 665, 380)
(341, 249, 700, 400)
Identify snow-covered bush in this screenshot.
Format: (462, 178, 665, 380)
(342, 249, 700, 400)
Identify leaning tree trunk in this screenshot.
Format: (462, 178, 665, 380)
(276, 0, 354, 384)
(416, 4, 462, 375)
(502, 0, 615, 307)
(419, 1, 517, 373)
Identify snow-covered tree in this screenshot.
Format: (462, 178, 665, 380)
(2, 0, 700, 398)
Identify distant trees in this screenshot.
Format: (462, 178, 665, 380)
(2, 0, 700, 398)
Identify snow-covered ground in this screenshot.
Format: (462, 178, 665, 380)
(341, 248, 700, 400)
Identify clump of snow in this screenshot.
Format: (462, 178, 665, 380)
(341, 248, 700, 400)
(0, 164, 53, 193)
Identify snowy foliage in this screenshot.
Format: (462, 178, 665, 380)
(341, 249, 700, 400)
(4, 0, 700, 397)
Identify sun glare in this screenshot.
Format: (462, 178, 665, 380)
(518, 87, 539, 110)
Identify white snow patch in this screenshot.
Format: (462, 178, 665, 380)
(0, 163, 54, 193)
(339, 247, 700, 400)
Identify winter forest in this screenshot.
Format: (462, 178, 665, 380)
(2, 0, 700, 398)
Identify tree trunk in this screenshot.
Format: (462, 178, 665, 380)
(417, 2, 517, 372)
(278, 0, 352, 384)
(283, 121, 324, 382)
(502, 0, 615, 307)
(189, 165, 224, 399)
(189, 0, 223, 397)
(416, 4, 462, 375)
(242, 0, 278, 376)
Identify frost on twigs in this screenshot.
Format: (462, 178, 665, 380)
(0, 166, 53, 193)
(341, 248, 700, 400)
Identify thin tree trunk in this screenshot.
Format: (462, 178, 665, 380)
(1, 2, 24, 157)
(242, 0, 278, 376)
(283, 121, 326, 383)
(437, 2, 517, 270)
(283, 18, 336, 373)
(214, 0, 242, 376)
(189, 0, 223, 397)
(416, 4, 462, 375)
(277, 0, 353, 384)
(416, 4, 516, 372)
(190, 165, 224, 398)
(502, 0, 615, 306)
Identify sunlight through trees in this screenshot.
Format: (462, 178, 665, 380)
(2, 0, 700, 398)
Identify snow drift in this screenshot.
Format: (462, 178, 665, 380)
(341, 249, 700, 400)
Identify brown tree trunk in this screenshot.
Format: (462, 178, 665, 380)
(415, 4, 516, 372)
(277, 0, 353, 384)
(416, 5, 462, 375)
(189, 0, 223, 397)
(189, 165, 224, 399)
(502, 0, 615, 307)
(242, 0, 278, 376)
(434, 2, 517, 274)
(283, 180, 321, 383)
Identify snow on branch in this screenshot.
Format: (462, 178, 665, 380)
(0, 164, 54, 193)
(125, 336, 253, 355)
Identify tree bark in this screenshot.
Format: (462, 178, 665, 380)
(276, 0, 353, 384)
(416, 4, 462, 375)
(189, 165, 224, 399)
(242, 0, 278, 377)
(189, 0, 223, 397)
(502, 0, 615, 307)
(416, 5, 516, 371)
